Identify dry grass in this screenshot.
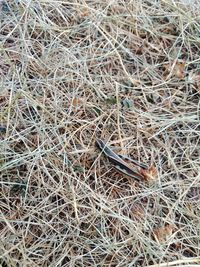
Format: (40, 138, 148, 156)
(0, 0, 200, 266)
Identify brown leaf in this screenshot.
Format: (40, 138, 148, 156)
(72, 97, 83, 107)
(153, 224, 176, 243)
(173, 61, 186, 78)
(163, 61, 186, 79)
(140, 165, 157, 182)
(79, 7, 90, 17)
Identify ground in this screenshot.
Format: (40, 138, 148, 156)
(0, 1, 200, 266)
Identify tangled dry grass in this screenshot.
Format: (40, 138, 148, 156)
(1, 0, 200, 266)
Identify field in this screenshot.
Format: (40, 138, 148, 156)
(1, 1, 200, 266)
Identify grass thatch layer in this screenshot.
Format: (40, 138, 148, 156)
(1, 1, 200, 266)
